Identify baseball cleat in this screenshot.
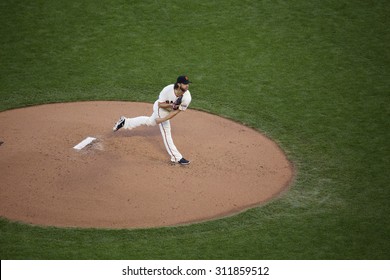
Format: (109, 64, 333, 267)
(113, 116, 125, 131)
(178, 158, 190, 165)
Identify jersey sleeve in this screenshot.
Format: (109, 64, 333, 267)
(179, 91, 192, 111)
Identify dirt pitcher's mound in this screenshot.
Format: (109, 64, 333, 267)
(0, 102, 293, 229)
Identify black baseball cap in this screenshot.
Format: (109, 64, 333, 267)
(177, 75, 192, 84)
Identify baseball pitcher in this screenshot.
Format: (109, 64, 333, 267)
(113, 75, 192, 165)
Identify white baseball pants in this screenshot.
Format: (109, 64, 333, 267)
(123, 103, 183, 162)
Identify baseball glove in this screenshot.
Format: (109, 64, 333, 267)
(172, 96, 183, 110)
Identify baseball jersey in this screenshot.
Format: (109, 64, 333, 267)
(157, 84, 191, 111)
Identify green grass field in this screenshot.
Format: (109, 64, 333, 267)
(1, 0, 389, 259)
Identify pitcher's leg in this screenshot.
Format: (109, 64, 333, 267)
(159, 120, 183, 162)
(123, 116, 156, 129)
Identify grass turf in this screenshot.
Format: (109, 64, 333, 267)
(0, 0, 389, 259)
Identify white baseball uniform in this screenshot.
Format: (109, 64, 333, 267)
(123, 84, 191, 162)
